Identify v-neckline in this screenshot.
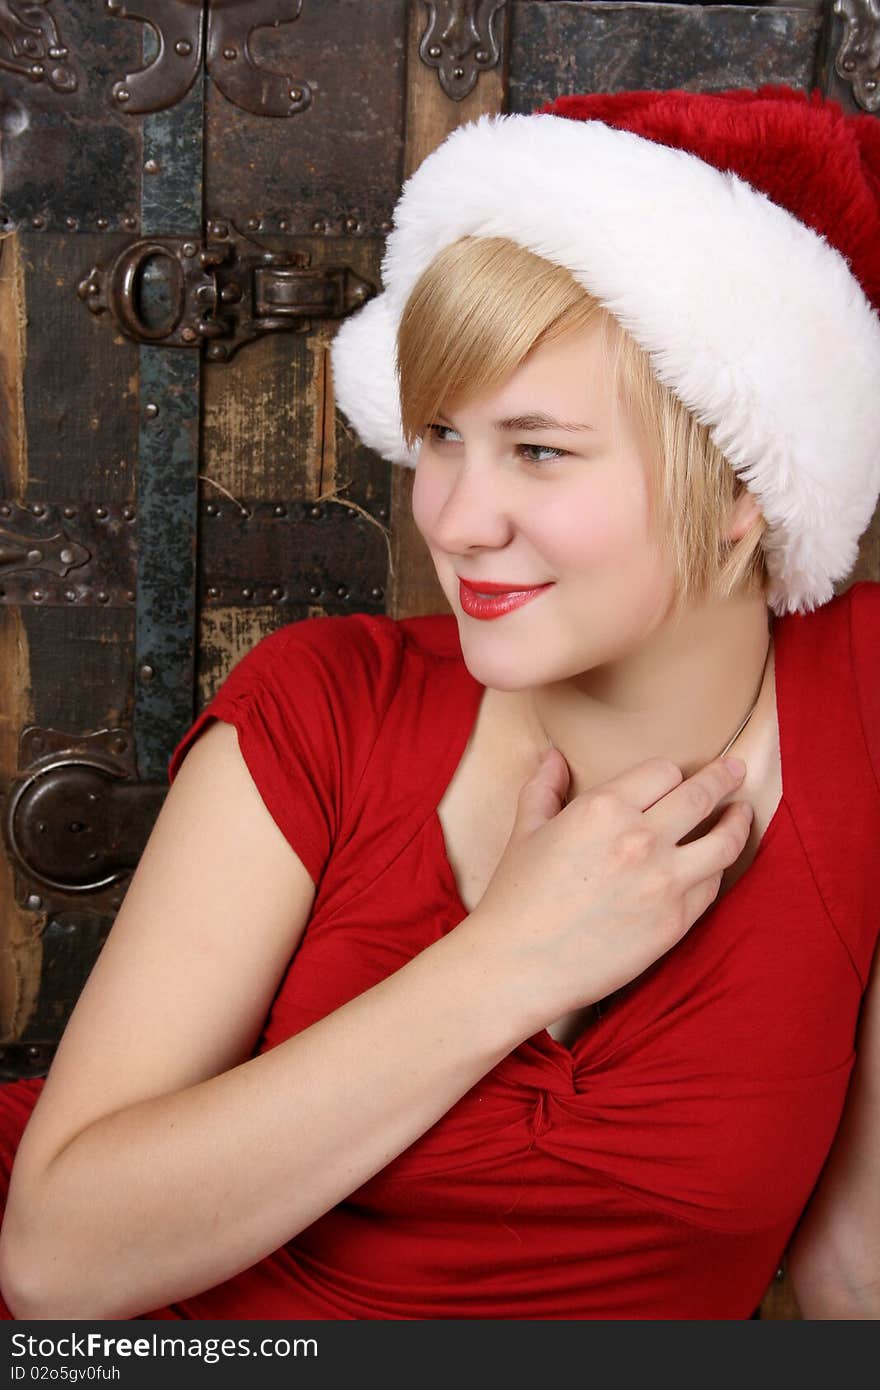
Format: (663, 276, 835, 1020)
(430, 612, 791, 1059)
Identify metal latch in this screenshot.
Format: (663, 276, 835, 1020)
(76, 222, 376, 361)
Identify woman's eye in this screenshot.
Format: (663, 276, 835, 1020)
(517, 443, 567, 465)
(426, 423, 462, 444)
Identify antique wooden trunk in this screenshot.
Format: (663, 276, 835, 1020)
(1, 0, 877, 1319)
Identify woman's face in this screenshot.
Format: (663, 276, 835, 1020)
(411, 319, 679, 691)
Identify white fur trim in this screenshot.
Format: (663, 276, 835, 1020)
(330, 113, 880, 615)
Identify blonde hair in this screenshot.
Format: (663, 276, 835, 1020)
(397, 237, 768, 623)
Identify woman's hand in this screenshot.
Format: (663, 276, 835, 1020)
(461, 749, 753, 1030)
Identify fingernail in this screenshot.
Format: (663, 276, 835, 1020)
(723, 755, 746, 776)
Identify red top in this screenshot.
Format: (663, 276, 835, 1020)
(1, 581, 878, 1320)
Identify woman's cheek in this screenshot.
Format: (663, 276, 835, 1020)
(410, 454, 443, 542)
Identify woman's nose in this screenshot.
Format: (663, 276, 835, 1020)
(430, 462, 515, 553)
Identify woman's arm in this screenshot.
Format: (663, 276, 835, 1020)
(786, 937, 880, 1318)
(0, 721, 532, 1320)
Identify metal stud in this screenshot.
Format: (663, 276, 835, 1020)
(336, 585, 348, 598)
(279, 218, 290, 232)
(139, 664, 154, 682)
(181, 242, 197, 258)
(123, 215, 137, 229)
(116, 88, 131, 103)
(344, 216, 359, 233)
(223, 46, 237, 60)
(31, 590, 45, 602)
(144, 159, 160, 175)
(247, 217, 261, 230)
(309, 506, 323, 518)
(64, 589, 76, 602)
(125, 590, 135, 602)
(0, 504, 10, 517)
(453, 66, 465, 80)
(96, 216, 109, 229)
(207, 586, 220, 598)
(122, 505, 135, 521)
(97, 591, 109, 603)
(26, 895, 43, 911)
(242, 586, 254, 599)
(175, 39, 193, 56)
(309, 585, 322, 598)
(475, 49, 489, 63)
(289, 87, 303, 102)
(205, 502, 218, 516)
(312, 219, 328, 233)
(377, 507, 388, 520)
(65, 215, 78, 229)
(95, 506, 108, 519)
(31, 215, 45, 229)
(208, 221, 228, 238)
(31, 503, 45, 516)
(180, 326, 198, 342)
(59, 548, 75, 564)
(62, 506, 76, 518)
(269, 586, 283, 601)
(428, 45, 441, 58)
(273, 504, 286, 516)
(112, 735, 127, 753)
(370, 586, 384, 600)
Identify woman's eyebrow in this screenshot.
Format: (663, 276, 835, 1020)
(494, 413, 596, 433)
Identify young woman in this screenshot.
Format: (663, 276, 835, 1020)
(0, 86, 878, 1321)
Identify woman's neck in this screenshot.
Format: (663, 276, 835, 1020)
(507, 591, 774, 794)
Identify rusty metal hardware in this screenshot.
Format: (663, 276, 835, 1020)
(108, 0, 310, 117)
(6, 728, 165, 909)
(108, 0, 206, 114)
(833, 0, 880, 111)
(206, 0, 311, 118)
(0, 0, 77, 93)
(0, 501, 136, 606)
(419, 0, 506, 100)
(77, 225, 376, 360)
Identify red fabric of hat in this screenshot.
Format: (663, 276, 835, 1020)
(538, 85, 880, 312)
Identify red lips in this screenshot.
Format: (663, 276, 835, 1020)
(458, 577, 553, 621)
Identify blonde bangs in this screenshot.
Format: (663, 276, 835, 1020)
(397, 237, 603, 450)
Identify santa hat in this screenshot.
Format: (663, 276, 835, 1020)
(330, 86, 880, 615)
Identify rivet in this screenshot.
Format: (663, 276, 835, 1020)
(26, 895, 43, 911)
(31, 503, 45, 516)
(122, 505, 135, 520)
(62, 505, 76, 518)
(309, 585, 321, 598)
(59, 548, 75, 564)
(106, 0, 122, 10)
(209, 221, 228, 237)
(31, 214, 45, 229)
(96, 216, 109, 229)
(206, 344, 227, 361)
(205, 502, 218, 516)
(175, 39, 193, 56)
(380, 220, 392, 234)
(125, 590, 135, 602)
(97, 590, 109, 603)
(144, 158, 160, 175)
(87, 851, 98, 861)
(428, 44, 441, 58)
(842, 59, 856, 72)
(309, 505, 323, 519)
(377, 507, 388, 520)
(96, 505, 108, 518)
(65, 215, 78, 229)
(453, 66, 465, 80)
(123, 214, 137, 229)
(475, 49, 489, 63)
(64, 588, 76, 602)
(139, 664, 154, 682)
(180, 326, 198, 342)
(344, 216, 359, 232)
(0, 504, 9, 517)
(207, 586, 220, 598)
(242, 586, 254, 599)
(116, 87, 131, 102)
(31, 589, 45, 602)
(112, 735, 127, 752)
(247, 217, 261, 230)
(289, 87, 303, 102)
(181, 242, 197, 257)
(866, 79, 878, 92)
(223, 46, 237, 60)
(269, 586, 283, 601)
(370, 586, 384, 600)
(336, 585, 348, 598)
(312, 219, 328, 233)
(279, 218, 290, 231)
(273, 504, 286, 517)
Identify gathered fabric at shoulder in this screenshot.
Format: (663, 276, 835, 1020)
(167, 614, 407, 887)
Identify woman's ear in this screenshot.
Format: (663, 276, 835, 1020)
(727, 486, 763, 543)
